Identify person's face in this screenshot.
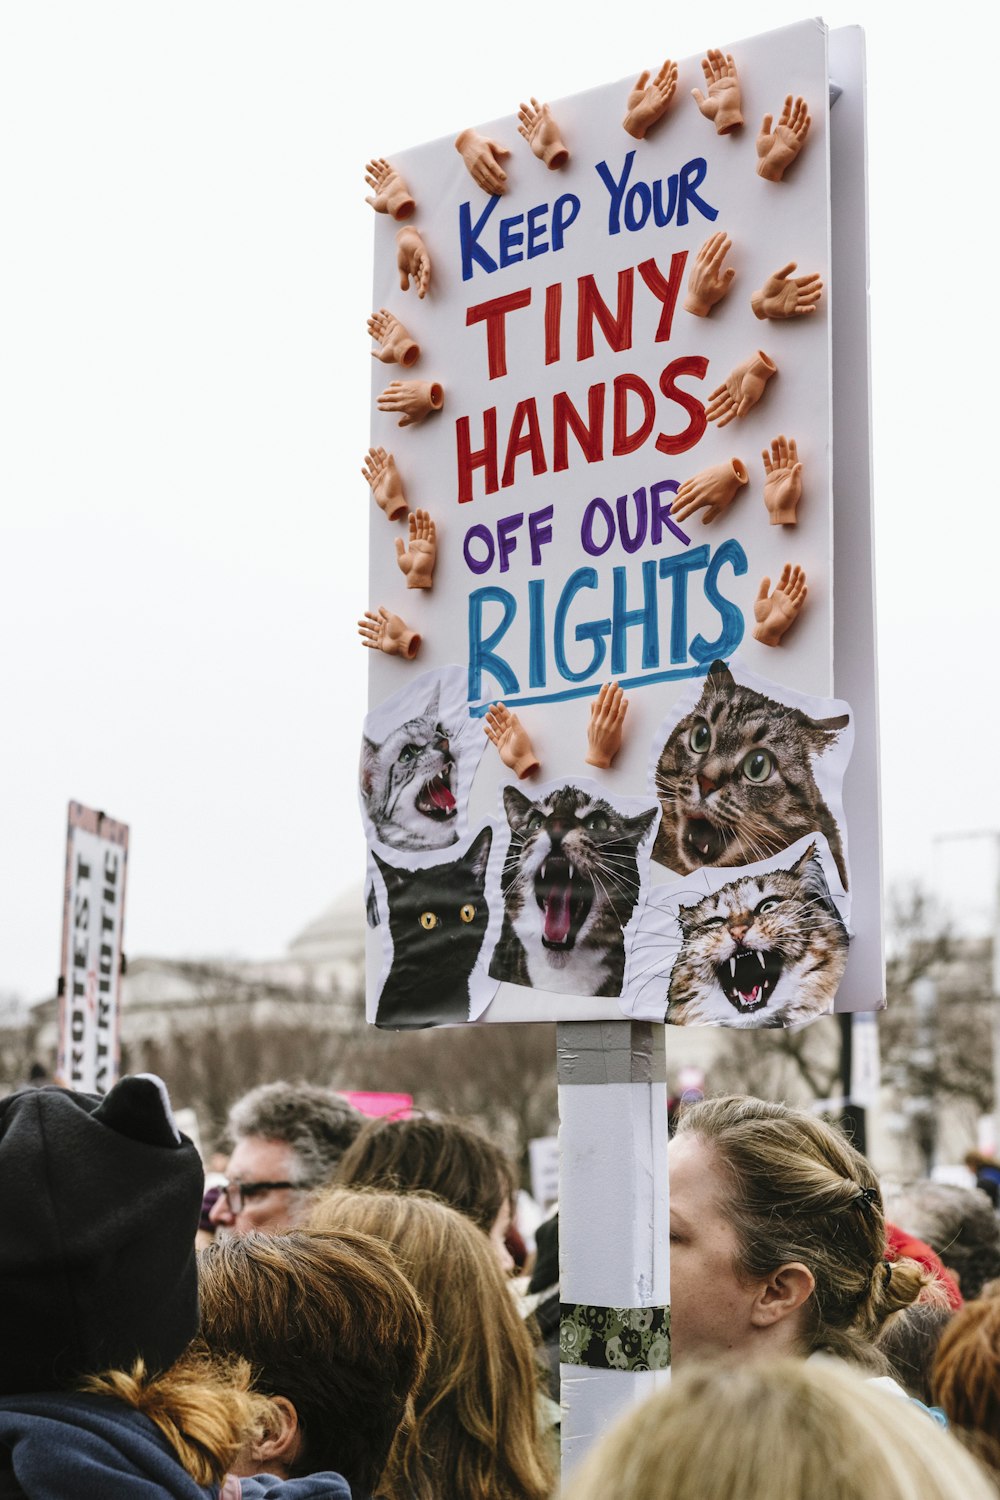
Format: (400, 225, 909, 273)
(208, 1136, 306, 1235)
(668, 1132, 762, 1365)
(489, 1195, 515, 1276)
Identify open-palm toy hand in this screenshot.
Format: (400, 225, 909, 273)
(756, 96, 811, 180)
(706, 351, 777, 428)
(362, 446, 407, 522)
(396, 227, 432, 298)
(484, 702, 540, 779)
(670, 459, 749, 525)
(368, 309, 420, 367)
(751, 263, 823, 320)
(517, 98, 569, 169)
(395, 509, 437, 590)
(377, 380, 444, 428)
(358, 606, 421, 660)
(753, 564, 807, 646)
(364, 158, 416, 221)
(762, 436, 803, 525)
(586, 681, 629, 768)
(691, 50, 743, 134)
(623, 60, 678, 139)
(455, 129, 511, 194)
(685, 231, 736, 316)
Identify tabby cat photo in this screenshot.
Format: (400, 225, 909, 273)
(665, 841, 849, 1028)
(652, 660, 850, 887)
(490, 783, 658, 998)
(360, 683, 460, 852)
(371, 827, 493, 1028)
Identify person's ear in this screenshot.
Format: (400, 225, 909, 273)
(252, 1396, 302, 1477)
(749, 1262, 815, 1328)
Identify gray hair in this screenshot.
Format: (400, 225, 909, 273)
(227, 1081, 363, 1190)
(885, 1181, 1000, 1300)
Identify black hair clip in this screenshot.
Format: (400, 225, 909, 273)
(882, 1260, 893, 1291)
(855, 1186, 880, 1211)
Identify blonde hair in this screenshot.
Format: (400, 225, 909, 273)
(79, 1351, 273, 1487)
(562, 1358, 997, 1500)
(310, 1187, 553, 1500)
(677, 1096, 931, 1362)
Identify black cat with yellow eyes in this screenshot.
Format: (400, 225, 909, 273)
(371, 826, 493, 1028)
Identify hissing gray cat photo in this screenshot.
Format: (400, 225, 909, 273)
(490, 784, 657, 998)
(652, 660, 850, 887)
(665, 843, 849, 1028)
(360, 685, 459, 851)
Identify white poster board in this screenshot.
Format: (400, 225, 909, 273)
(57, 801, 129, 1093)
(362, 19, 880, 1030)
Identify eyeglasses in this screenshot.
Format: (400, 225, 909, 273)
(221, 1179, 297, 1214)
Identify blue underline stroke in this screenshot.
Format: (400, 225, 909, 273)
(467, 659, 715, 717)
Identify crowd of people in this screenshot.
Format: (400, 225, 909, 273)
(2, 1072, 1000, 1498)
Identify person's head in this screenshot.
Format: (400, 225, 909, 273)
(562, 1357, 998, 1500)
(669, 1095, 930, 1366)
(878, 1300, 955, 1405)
(932, 1295, 1000, 1471)
(886, 1181, 1000, 1300)
(309, 1187, 552, 1500)
(334, 1111, 518, 1272)
(210, 1081, 363, 1234)
(197, 1228, 428, 1491)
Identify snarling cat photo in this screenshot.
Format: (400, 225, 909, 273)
(620, 835, 849, 1028)
(489, 782, 659, 998)
(359, 666, 485, 852)
(650, 658, 853, 890)
(370, 826, 495, 1028)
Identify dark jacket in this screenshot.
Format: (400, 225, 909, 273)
(0, 1392, 353, 1500)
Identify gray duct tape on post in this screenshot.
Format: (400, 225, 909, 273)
(556, 1021, 667, 1086)
(560, 1302, 671, 1371)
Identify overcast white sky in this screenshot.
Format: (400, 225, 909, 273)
(1, 2, 996, 1003)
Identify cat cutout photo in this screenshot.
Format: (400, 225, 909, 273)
(489, 782, 658, 998)
(360, 668, 485, 852)
(650, 659, 852, 889)
(371, 827, 493, 1028)
(665, 841, 849, 1028)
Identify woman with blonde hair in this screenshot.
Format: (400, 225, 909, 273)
(309, 1187, 554, 1500)
(561, 1358, 997, 1500)
(669, 1096, 933, 1369)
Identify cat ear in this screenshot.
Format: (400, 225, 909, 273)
(791, 841, 831, 895)
(424, 683, 441, 718)
(706, 659, 735, 691)
(371, 849, 403, 895)
(623, 807, 658, 846)
(464, 825, 493, 881)
(798, 709, 850, 750)
(360, 735, 379, 797)
(503, 785, 534, 832)
(676, 900, 696, 936)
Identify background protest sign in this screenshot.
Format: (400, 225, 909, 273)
(57, 801, 129, 1093)
(363, 20, 880, 1028)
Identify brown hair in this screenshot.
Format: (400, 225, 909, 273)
(197, 1229, 428, 1494)
(563, 1358, 997, 1500)
(931, 1296, 1000, 1463)
(310, 1188, 552, 1500)
(334, 1113, 517, 1233)
(80, 1352, 272, 1487)
(676, 1096, 931, 1363)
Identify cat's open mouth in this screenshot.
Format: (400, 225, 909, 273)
(716, 946, 784, 1014)
(416, 770, 457, 821)
(535, 856, 592, 950)
(682, 816, 733, 864)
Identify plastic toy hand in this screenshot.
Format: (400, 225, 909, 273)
(455, 129, 511, 194)
(396, 227, 431, 298)
(362, 446, 407, 522)
(368, 309, 421, 368)
(377, 380, 444, 428)
(586, 681, 628, 769)
(484, 702, 540, 779)
(670, 458, 748, 525)
(623, 60, 678, 139)
(762, 436, 803, 525)
(358, 605, 421, 660)
(395, 509, 437, 590)
(751, 263, 823, 320)
(706, 351, 777, 428)
(756, 96, 811, 181)
(684, 231, 736, 316)
(364, 158, 416, 221)
(752, 564, 807, 646)
(691, 50, 743, 134)
(517, 97, 569, 170)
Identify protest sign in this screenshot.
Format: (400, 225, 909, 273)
(362, 19, 879, 1030)
(57, 802, 129, 1092)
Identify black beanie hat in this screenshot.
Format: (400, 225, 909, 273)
(0, 1073, 203, 1395)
